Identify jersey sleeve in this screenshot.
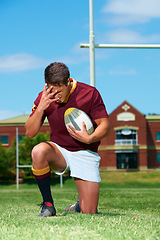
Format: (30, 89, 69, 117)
(89, 88, 108, 120)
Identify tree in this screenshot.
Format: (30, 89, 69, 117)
(0, 143, 9, 175)
(0, 132, 50, 181)
(7, 131, 50, 177)
(0, 143, 15, 182)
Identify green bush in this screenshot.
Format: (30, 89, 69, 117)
(19, 131, 50, 176)
(0, 143, 10, 177)
(0, 132, 51, 182)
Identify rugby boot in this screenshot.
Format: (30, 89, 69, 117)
(64, 197, 80, 213)
(38, 202, 56, 217)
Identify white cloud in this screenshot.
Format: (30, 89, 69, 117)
(103, 29, 160, 43)
(102, 0, 160, 25)
(109, 67, 137, 76)
(106, 15, 148, 26)
(0, 48, 90, 73)
(0, 53, 48, 73)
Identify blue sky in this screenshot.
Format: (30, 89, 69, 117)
(0, 0, 160, 120)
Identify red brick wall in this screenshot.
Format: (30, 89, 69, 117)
(139, 149, 148, 167)
(99, 150, 116, 168)
(147, 121, 160, 168)
(147, 121, 160, 146)
(0, 125, 50, 148)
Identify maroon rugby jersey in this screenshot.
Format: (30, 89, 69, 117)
(30, 80, 108, 152)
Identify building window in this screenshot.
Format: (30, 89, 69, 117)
(0, 135, 9, 144)
(156, 153, 160, 163)
(117, 153, 137, 169)
(156, 132, 160, 141)
(115, 129, 137, 145)
(18, 135, 25, 142)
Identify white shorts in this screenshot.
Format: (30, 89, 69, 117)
(52, 142, 101, 183)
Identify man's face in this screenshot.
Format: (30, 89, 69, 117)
(47, 81, 71, 104)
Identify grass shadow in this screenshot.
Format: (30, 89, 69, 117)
(98, 212, 123, 217)
(60, 211, 123, 217)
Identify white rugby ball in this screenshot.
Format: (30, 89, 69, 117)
(64, 108, 94, 135)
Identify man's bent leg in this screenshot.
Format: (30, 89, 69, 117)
(74, 178, 99, 214)
(32, 142, 67, 171)
(31, 142, 67, 216)
(32, 166, 53, 205)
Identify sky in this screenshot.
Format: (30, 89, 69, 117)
(0, 0, 160, 120)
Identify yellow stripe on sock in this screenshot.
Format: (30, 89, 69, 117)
(32, 165, 50, 176)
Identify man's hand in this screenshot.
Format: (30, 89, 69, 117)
(67, 117, 110, 145)
(67, 122, 92, 144)
(25, 84, 60, 138)
(38, 84, 59, 112)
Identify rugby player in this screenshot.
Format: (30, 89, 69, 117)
(25, 62, 110, 217)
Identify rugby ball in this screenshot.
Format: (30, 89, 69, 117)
(64, 108, 94, 135)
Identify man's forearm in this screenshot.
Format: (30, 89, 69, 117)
(25, 108, 44, 138)
(90, 118, 110, 144)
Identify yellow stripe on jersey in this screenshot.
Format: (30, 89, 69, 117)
(63, 78, 77, 103)
(70, 79, 77, 95)
(32, 104, 37, 112)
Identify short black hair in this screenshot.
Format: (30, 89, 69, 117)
(44, 62, 70, 86)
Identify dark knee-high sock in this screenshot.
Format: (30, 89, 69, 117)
(32, 166, 53, 205)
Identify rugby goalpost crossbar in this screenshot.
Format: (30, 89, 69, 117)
(16, 128, 63, 189)
(80, 0, 160, 87)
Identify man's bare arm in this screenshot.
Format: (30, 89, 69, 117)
(67, 117, 110, 144)
(25, 108, 44, 138)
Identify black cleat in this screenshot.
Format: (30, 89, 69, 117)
(38, 202, 56, 217)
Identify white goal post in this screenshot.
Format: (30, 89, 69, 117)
(16, 128, 32, 189)
(80, 0, 160, 87)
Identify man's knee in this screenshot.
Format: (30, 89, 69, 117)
(79, 199, 98, 214)
(80, 205, 97, 214)
(32, 142, 49, 161)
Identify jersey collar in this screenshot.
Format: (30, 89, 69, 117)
(63, 78, 77, 103)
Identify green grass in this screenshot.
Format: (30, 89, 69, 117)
(100, 171, 160, 188)
(0, 172, 160, 240)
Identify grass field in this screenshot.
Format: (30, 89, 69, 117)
(0, 172, 160, 240)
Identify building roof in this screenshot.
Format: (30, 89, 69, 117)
(110, 100, 145, 116)
(146, 115, 160, 122)
(109, 100, 160, 122)
(0, 115, 49, 126)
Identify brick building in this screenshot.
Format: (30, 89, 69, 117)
(0, 115, 50, 148)
(99, 100, 160, 170)
(0, 100, 160, 170)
